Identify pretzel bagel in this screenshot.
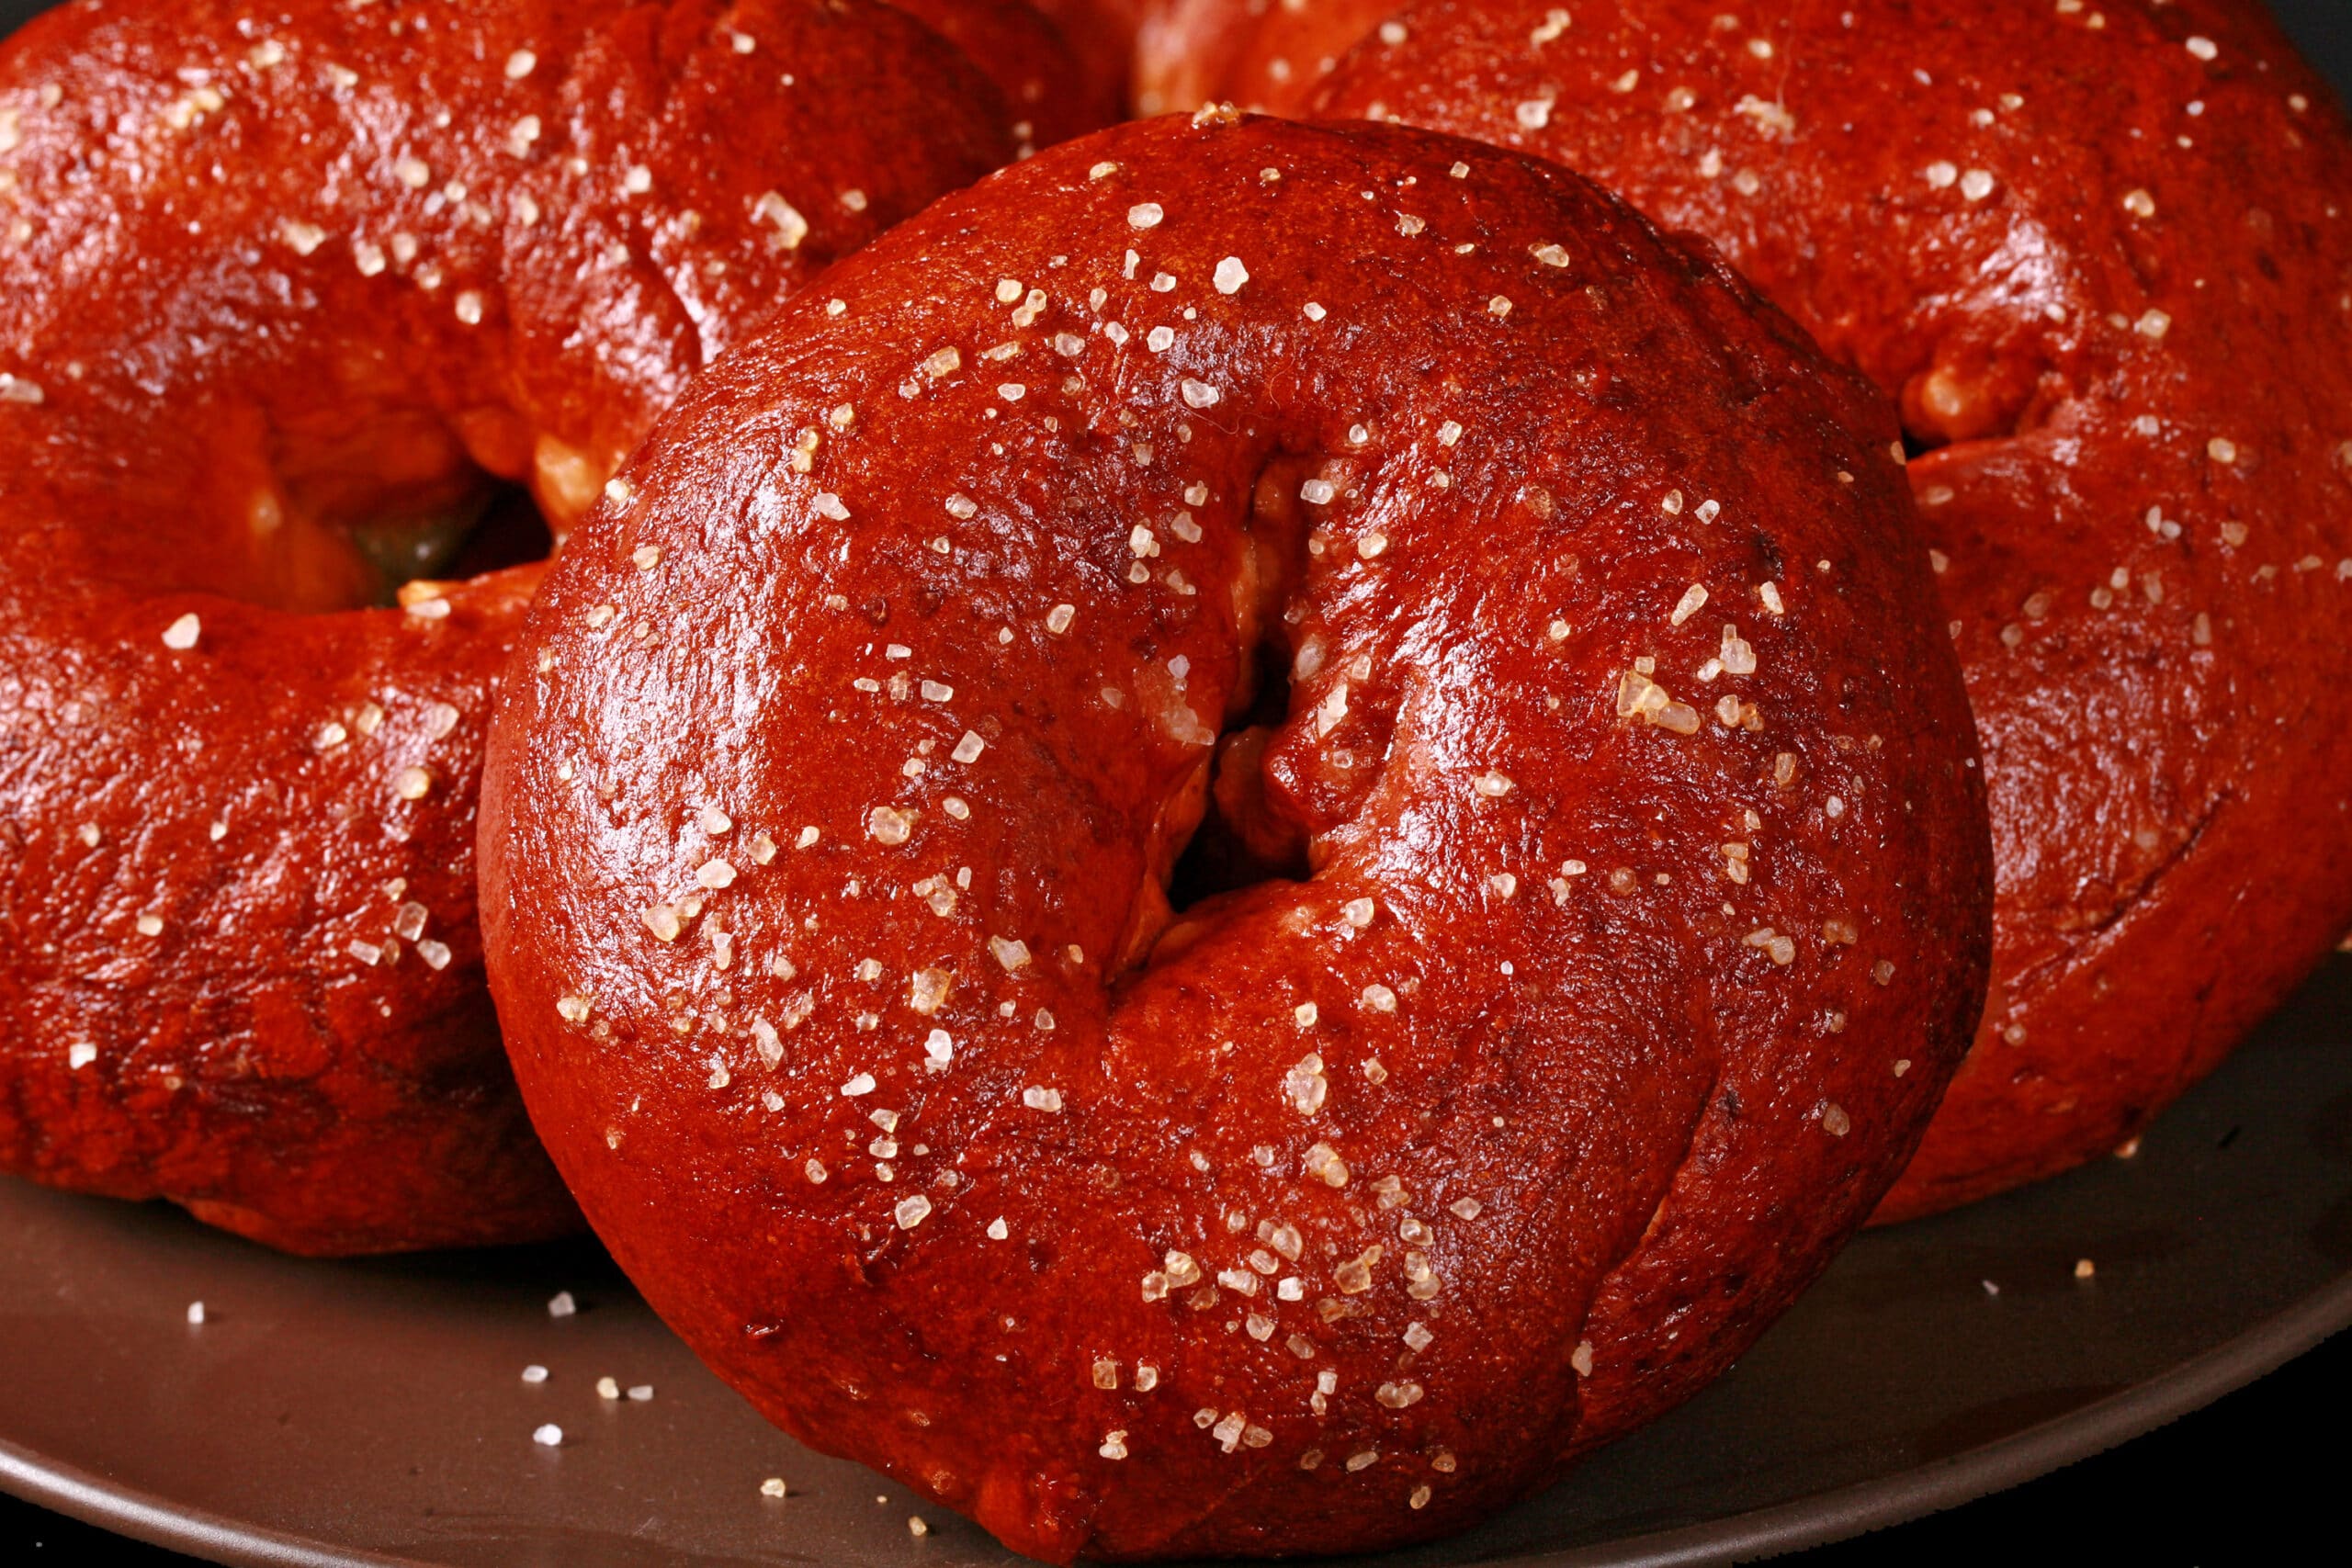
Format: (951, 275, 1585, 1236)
(481, 113, 1990, 1557)
(891, 0, 1125, 145)
(1164, 0, 2352, 1218)
(0, 0, 1083, 1255)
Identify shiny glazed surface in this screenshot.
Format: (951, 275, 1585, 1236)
(893, 0, 1124, 145)
(481, 113, 1990, 1558)
(1165, 0, 2352, 1219)
(0, 0, 1080, 1255)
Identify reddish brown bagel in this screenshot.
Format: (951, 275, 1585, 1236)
(1128, 0, 1387, 116)
(481, 113, 1990, 1558)
(0, 0, 1089, 1255)
(1029, 0, 1152, 109)
(1175, 0, 2352, 1218)
(890, 0, 1124, 145)
(1130, 0, 1408, 118)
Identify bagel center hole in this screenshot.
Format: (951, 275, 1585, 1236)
(1894, 336, 2052, 454)
(1166, 631, 1310, 911)
(264, 474, 552, 613)
(226, 407, 590, 613)
(1160, 457, 1329, 917)
(367, 481, 554, 587)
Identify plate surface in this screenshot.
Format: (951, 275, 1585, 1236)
(5, 957, 2347, 1568)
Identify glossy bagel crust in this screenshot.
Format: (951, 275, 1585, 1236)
(890, 0, 1123, 146)
(1178, 0, 2352, 1219)
(1028, 0, 1152, 110)
(1130, 0, 1404, 119)
(481, 114, 1989, 1558)
(0, 0, 1070, 1255)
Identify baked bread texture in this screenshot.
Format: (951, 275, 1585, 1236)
(481, 112, 1990, 1556)
(0, 0, 1093, 1254)
(1160, 0, 2352, 1217)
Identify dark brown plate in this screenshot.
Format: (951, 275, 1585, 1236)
(3, 954, 2346, 1568)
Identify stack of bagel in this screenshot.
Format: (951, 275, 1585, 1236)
(1, 0, 2343, 1558)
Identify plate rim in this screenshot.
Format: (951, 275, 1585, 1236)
(1499, 1267, 2352, 1567)
(6, 1268, 2347, 1568)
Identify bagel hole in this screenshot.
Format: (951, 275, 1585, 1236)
(429, 483, 556, 581)
(1894, 339, 2052, 454)
(1160, 467, 1330, 918)
(1166, 633, 1311, 911)
(321, 478, 552, 606)
(211, 480, 552, 613)
(232, 401, 572, 612)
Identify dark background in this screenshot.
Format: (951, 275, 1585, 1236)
(4, 0, 2348, 1562)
